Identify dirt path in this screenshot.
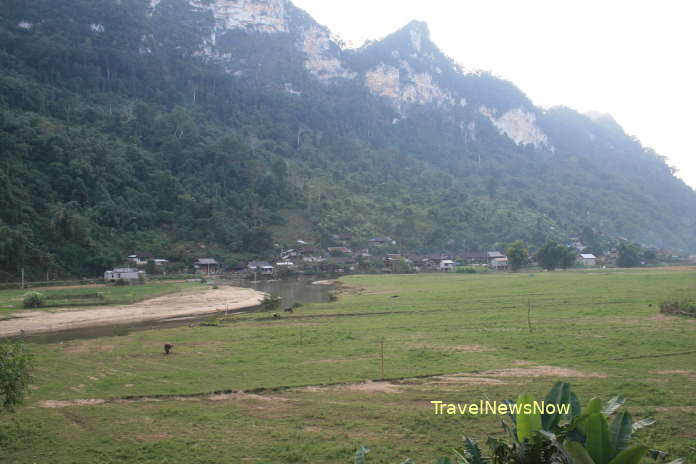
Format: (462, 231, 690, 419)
(0, 286, 266, 337)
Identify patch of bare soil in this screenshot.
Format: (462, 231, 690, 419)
(478, 365, 607, 378)
(40, 399, 106, 408)
(304, 380, 402, 394)
(431, 375, 505, 385)
(0, 286, 265, 337)
(512, 360, 535, 366)
(652, 369, 693, 375)
(312, 280, 337, 286)
(648, 313, 695, 323)
(28, 284, 108, 291)
(208, 392, 292, 403)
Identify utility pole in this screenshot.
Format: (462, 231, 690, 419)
(21, 268, 24, 289)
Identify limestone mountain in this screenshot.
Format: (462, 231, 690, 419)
(1, 0, 694, 278)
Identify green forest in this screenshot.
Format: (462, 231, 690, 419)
(1, 0, 695, 279)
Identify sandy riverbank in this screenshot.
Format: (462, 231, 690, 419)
(0, 286, 266, 337)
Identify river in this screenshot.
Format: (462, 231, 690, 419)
(22, 278, 334, 344)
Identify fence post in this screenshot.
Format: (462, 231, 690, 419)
(380, 337, 385, 379)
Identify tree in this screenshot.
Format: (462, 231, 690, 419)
(145, 259, 158, 276)
(0, 340, 34, 412)
(559, 246, 577, 269)
(536, 241, 563, 271)
(617, 242, 642, 268)
(506, 240, 528, 271)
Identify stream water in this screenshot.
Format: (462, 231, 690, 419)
(21, 278, 333, 344)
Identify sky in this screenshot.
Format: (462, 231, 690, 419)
(292, 0, 696, 189)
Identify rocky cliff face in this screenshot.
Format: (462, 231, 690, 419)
(144, 0, 555, 150)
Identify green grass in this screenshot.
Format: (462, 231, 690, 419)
(1, 268, 695, 463)
(0, 282, 201, 313)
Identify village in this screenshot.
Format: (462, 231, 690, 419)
(103, 233, 691, 283)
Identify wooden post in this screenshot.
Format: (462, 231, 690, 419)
(21, 268, 24, 289)
(380, 338, 385, 379)
(527, 298, 533, 333)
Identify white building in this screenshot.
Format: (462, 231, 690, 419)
(439, 260, 456, 272)
(248, 261, 275, 276)
(104, 268, 143, 281)
(490, 257, 509, 270)
(579, 254, 597, 266)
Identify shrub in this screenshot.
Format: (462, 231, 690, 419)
(456, 267, 477, 274)
(113, 279, 129, 286)
(22, 292, 45, 308)
(660, 299, 696, 317)
(0, 340, 34, 411)
(260, 295, 282, 312)
(456, 266, 488, 274)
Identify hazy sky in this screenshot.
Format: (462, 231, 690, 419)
(293, 0, 696, 189)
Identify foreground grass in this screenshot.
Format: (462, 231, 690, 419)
(1, 269, 695, 463)
(0, 281, 201, 313)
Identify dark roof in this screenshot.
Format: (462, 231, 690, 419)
(460, 251, 487, 259)
(248, 261, 272, 268)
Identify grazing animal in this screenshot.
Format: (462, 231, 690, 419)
(19, 329, 25, 336)
(164, 343, 174, 355)
(272, 313, 281, 319)
(284, 307, 294, 313)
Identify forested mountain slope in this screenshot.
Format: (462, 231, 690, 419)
(1, 0, 694, 278)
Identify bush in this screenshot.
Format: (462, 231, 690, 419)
(456, 267, 477, 274)
(260, 295, 282, 312)
(113, 279, 129, 286)
(660, 299, 696, 317)
(22, 292, 45, 308)
(456, 266, 488, 274)
(0, 340, 34, 411)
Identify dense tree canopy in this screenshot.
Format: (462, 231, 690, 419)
(0, 0, 694, 279)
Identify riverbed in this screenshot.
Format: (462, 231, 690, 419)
(13, 278, 334, 343)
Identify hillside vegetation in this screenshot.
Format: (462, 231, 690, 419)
(1, 0, 695, 279)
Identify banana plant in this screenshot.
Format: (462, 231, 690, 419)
(353, 382, 682, 463)
(457, 382, 673, 464)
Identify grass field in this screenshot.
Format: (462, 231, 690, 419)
(1, 269, 695, 463)
(0, 281, 201, 314)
